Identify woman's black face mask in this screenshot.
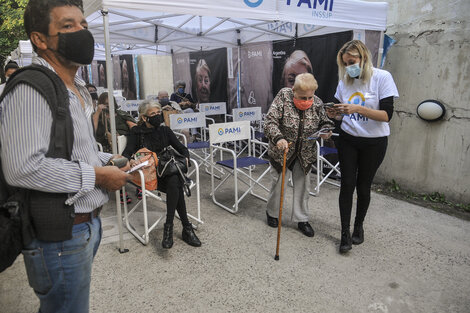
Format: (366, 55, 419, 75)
(147, 114, 163, 127)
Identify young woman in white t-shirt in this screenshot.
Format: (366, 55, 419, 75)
(327, 40, 399, 254)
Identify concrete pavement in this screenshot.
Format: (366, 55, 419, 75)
(1, 174, 469, 313)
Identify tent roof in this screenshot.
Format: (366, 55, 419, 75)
(84, 0, 387, 55)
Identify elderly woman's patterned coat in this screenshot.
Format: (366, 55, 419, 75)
(264, 87, 334, 174)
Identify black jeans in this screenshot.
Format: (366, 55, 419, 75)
(337, 131, 388, 230)
(159, 174, 191, 226)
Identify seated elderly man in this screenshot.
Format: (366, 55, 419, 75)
(158, 90, 182, 112)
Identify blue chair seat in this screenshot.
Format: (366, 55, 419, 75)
(320, 146, 337, 156)
(254, 131, 265, 139)
(187, 141, 210, 149)
(216, 156, 269, 169)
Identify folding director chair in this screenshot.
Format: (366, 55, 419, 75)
(232, 106, 267, 158)
(209, 121, 271, 214)
(118, 136, 203, 245)
(169, 112, 224, 178)
(310, 136, 341, 196)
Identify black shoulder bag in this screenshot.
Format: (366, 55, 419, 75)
(156, 146, 192, 196)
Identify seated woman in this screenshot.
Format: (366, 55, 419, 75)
(122, 100, 201, 249)
(93, 92, 137, 152)
(94, 92, 137, 204)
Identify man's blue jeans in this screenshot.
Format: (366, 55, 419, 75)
(21, 217, 102, 313)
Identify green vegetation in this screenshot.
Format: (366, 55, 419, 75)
(376, 180, 470, 213)
(0, 0, 28, 77)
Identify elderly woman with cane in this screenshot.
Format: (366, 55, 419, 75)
(264, 73, 334, 237)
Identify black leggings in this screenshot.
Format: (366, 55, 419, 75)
(160, 175, 191, 226)
(337, 131, 388, 230)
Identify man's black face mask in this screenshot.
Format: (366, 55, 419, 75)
(48, 29, 95, 65)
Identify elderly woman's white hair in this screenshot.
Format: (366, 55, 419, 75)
(292, 73, 318, 92)
(137, 99, 161, 125)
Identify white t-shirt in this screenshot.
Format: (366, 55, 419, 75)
(334, 68, 399, 138)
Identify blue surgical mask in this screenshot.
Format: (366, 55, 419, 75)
(159, 98, 170, 106)
(178, 87, 184, 94)
(346, 63, 361, 78)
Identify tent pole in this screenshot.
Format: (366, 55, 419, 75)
(102, 8, 128, 254)
(377, 30, 385, 68)
(237, 45, 242, 108)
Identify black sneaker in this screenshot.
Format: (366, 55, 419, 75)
(266, 212, 278, 228)
(297, 222, 314, 237)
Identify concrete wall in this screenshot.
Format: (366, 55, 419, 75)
(368, 0, 470, 202)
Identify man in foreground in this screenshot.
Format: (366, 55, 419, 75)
(0, 1, 130, 312)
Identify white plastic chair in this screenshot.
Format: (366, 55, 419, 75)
(209, 121, 271, 214)
(119, 138, 203, 245)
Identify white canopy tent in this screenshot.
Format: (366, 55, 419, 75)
(83, 0, 388, 251)
(85, 0, 388, 55)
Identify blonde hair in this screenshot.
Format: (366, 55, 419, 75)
(336, 40, 373, 85)
(137, 100, 161, 125)
(292, 73, 318, 92)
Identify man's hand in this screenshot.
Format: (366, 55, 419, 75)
(180, 101, 194, 110)
(94, 166, 131, 192)
(162, 105, 173, 111)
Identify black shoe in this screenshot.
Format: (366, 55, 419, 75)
(162, 223, 173, 249)
(339, 229, 352, 254)
(182, 225, 201, 247)
(352, 224, 364, 245)
(266, 212, 278, 228)
(297, 222, 314, 237)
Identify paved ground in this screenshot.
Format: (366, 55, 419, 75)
(1, 171, 469, 313)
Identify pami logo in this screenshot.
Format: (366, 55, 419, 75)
(248, 50, 262, 58)
(243, 0, 263, 8)
(218, 127, 242, 135)
(286, 0, 334, 11)
(206, 105, 221, 111)
(177, 117, 183, 124)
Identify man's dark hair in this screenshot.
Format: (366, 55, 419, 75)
(24, 0, 84, 51)
(4, 61, 19, 72)
(85, 83, 96, 90)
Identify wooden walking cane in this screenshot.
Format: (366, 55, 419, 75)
(275, 144, 290, 261)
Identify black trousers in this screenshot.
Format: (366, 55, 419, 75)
(337, 131, 388, 230)
(158, 175, 190, 226)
